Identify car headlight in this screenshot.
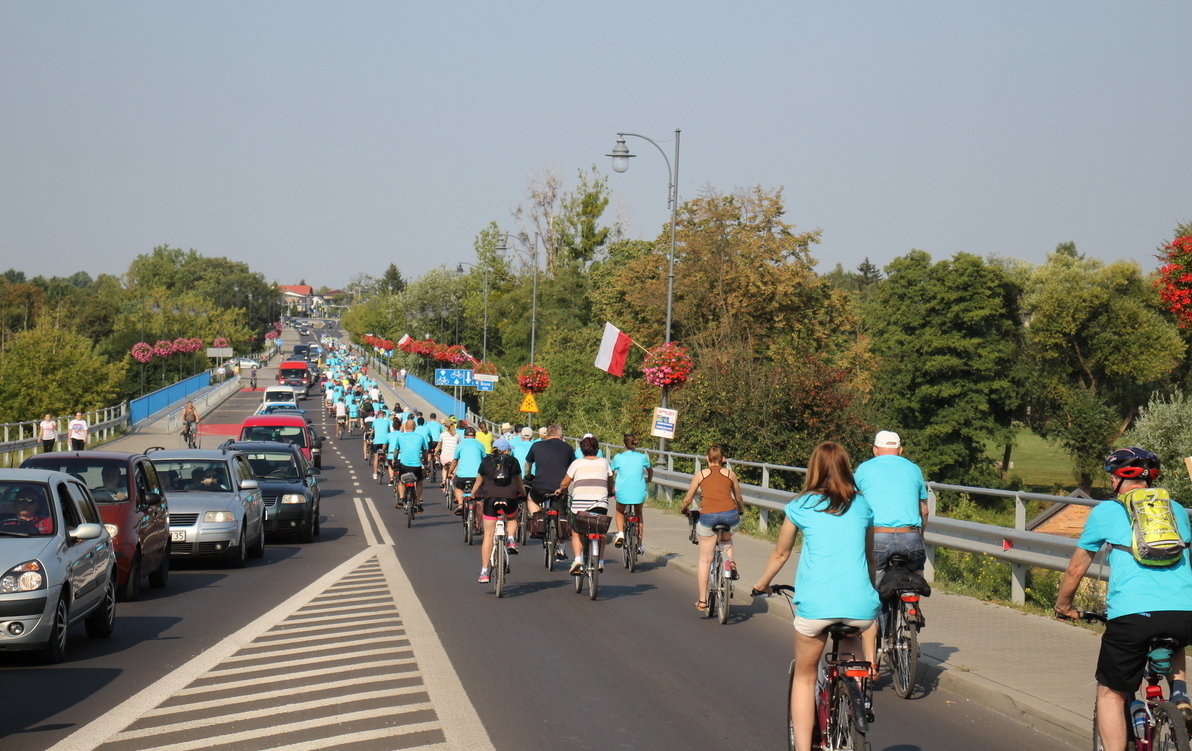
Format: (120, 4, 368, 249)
(203, 510, 236, 523)
(104, 524, 119, 542)
(0, 561, 45, 593)
(281, 494, 307, 505)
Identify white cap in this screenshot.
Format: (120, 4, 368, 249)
(874, 430, 901, 448)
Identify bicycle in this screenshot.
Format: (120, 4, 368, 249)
(396, 472, 417, 528)
(622, 505, 643, 573)
(755, 584, 873, 751)
(489, 501, 511, 598)
(540, 493, 566, 571)
(686, 510, 735, 624)
(462, 490, 480, 545)
(876, 555, 925, 699)
(181, 422, 198, 449)
(335, 416, 346, 440)
(572, 506, 610, 601)
(1071, 611, 1191, 751)
(516, 502, 530, 545)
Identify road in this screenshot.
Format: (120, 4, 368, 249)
(0, 332, 1075, 751)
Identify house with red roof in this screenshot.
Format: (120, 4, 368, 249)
(279, 284, 313, 313)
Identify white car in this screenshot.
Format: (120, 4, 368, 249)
(0, 469, 116, 662)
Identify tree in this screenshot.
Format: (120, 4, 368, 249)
(865, 250, 1025, 485)
(1023, 246, 1185, 489)
(380, 264, 407, 295)
(1124, 389, 1192, 502)
(0, 322, 127, 421)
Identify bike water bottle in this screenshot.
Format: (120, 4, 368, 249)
(1130, 699, 1148, 738)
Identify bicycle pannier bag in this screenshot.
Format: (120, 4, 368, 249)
(572, 510, 611, 536)
(528, 510, 548, 539)
(1110, 487, 1188, 567)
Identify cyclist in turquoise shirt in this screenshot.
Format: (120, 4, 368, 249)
(610, 434, 653, 551)
(753, 442, 878, 751)
(387, 420, 429, 510)
(370, 410, 391, 480)
(450, 426, 488, 515)
(1056, 448, 1192, 749)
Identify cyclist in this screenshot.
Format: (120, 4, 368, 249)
(610, 433, 653, 553)
(387, 419, 429, 511)
(437, 421, 459, 490)
(424, 412, 444, 468)
(1055, 448, 1192, 749)
(449, 425, 487, 515)
(678, 444, 746, 610)
(370, 408, 391, 479)
(471, 438, 526, 583)
(556, 435, 614, 575)
(334, 398, 348, 437)
(853, 430, 929, 646)
(752, 441, 879, 751)
(347, 393, 362, 434)
(249, 365, 258, 389)
(524, 424, 576, 561)
(181, 401, 200, 444)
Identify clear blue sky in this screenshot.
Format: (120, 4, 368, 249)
(2, 1, 1189, 289)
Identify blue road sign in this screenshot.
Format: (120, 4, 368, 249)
(434, 369, 475, 387)
(476, 380, 493, 392)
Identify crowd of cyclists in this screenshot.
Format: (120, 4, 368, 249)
(311, 333, 1192, 751)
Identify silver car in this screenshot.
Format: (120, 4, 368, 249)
(148, 449, 265, 568)
(0, 469, 116, 662)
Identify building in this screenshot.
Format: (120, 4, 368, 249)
(278, 284, 313, 314)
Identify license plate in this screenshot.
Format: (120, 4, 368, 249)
(171, 531, 186, 543)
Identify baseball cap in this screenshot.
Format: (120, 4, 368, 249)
(464, 426, 476, 436)
(520, 427, 533, 438)
(874, 430, 901, 448)
(493, 438, 512, 451)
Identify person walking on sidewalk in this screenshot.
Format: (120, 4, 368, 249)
(38, 414, 57, 453)
(752, 441, 879, 751)
(67, 412, 89, 451)
(1055, 447, 1192, 750)
(679, 444, 746, 610)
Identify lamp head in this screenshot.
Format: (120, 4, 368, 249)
(606, 136, 634, 173)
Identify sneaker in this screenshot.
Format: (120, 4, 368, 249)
(556, 549, 568, 561)
(598, 560, 605, 573)
(637, 545, 644, 555)
(506, 539, 519, 554)
(569, 560, 583, 575)
(478, 569, 490, 583)
(613, 532, 625, 548)
(416, 503, 424, 513)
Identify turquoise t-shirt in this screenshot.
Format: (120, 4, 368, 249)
(415, 422, 433, 444)
(785, 493, 879, 621)
(510, 437, 536, 466)
(425, 421, 444, 441)
(394, 431, 428, 467)
(854, 454, 928, 528)
(453, 438, 487, 478)
(372, 415, 391, 446)
(610, 450, 651, 504)
(1078, 493, 1192, 619)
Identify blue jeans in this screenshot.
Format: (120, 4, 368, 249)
(873, 531, 925, 580)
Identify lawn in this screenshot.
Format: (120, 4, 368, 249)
(986, 427, 1087, 493)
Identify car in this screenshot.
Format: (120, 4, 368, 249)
(255, 404, 311, 419)
(147, 448, 265, 568)
(233, 358, 260, 369)
(20, 451, 170, 601)
(262, 385, 300, 409)
(222, 441, 321, 542)
(0, 469, 117, 662)
(239, 414, 323, 468)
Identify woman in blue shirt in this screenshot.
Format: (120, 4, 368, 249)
(752, 441, 879, 751)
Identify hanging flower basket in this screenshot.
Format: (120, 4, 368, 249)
(212, 336, 229, 349)
(517, 364, 551, 394)
(131, 342, 154, 363)
(174, 337, 192, 353)
(265, 330, 278, 340)
(153, 340, 175, 358)
(473, 361, 498, 376)
(1157, 235, 1192, 327)
(642, 342, 694, 390)
(189, 337, 204, 352)
(446, 344, 470, 364)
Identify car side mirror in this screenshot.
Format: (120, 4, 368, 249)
(71, 523, 104, 541)
(144, 491, 162, 506)
(312, 439, 323, 450)
(240, 478, 259, 490)
(308, 467, 321, 475)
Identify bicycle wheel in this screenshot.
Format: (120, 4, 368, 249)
(786, 661, 797, 751)
(829, 678, 867, 751)
(890, 604, 920, 699)
(705, 553, 719, 619)
(624, 523, 637, 572)
(544, 522, 556, 571)
(517, 505, 529, 545)
(406, 495, 414, 528)
(588, 541, 599, 600)
(494, 543, 506, 598)
(717, 567, 731, 624)
(1153, 702, 1191, 751)
(574, 552, 584, 593)
(464, 505, 475, 545)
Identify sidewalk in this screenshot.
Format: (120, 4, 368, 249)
(635, 504, 1096, 749)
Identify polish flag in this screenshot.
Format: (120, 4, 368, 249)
(397, 333, 411, 347)
(594, 322, 632, 377)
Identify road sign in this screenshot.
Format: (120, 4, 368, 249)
(472, 373, 498, 384)
(519, 392, 539, 413)
(434, 369, 475, 387)
(206, 347, 233, 358)
(651, 407, 677, 439)
(477, 380, 493, 392)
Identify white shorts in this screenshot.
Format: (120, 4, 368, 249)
(793, 616, 874, 638)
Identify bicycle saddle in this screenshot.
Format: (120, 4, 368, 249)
(826, 623, 861, 639)
(711, 523, 732, 532)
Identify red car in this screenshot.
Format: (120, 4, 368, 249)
(20, 451, 170, 600)
(239, 414, 322, 468)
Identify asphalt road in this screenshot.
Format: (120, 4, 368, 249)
(0, 330, 1075, 751)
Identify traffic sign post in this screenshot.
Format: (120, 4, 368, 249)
(651, 407, 677, 440)
(519, 392, 539, 413)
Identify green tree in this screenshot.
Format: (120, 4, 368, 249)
(1124, 389, 1192, 502)
(866, 250, 1025, 485)
(0, 322, 127, 421)
(380, 264, 407, 295)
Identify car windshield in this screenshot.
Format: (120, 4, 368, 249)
(0, 482, 55, 536)
(150, 461, 231, 492)
(241, 426, 308, 448)
(279, 368, 306, 379)
(264, 392, 295, 403)
(19, 456, 129, 505)
(244, 452, 301, 480)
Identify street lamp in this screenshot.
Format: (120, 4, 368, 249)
(607, 129, 682, 449)
(495, 232, 539, 364)
(456, 240, 505, 362)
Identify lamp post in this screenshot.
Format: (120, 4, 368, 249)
(495, 232, 539, 363)
(456, 242, 505, 362)
(607, 129, 681, 450)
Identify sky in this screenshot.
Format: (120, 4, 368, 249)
(2, 1, 1190, 289)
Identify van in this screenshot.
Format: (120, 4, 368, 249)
(262, 385, 300, 408)
(277, 360, 312, 398)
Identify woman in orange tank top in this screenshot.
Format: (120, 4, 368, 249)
(679, 444, 745, 612)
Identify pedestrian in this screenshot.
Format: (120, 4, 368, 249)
(38, 414, 57, 453)
(67, 412, 89, 451)
(399, 367, 407, 387)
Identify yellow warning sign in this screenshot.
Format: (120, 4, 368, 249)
(519, 392, 539, 413)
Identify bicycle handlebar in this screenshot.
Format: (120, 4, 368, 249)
(751, 584, 794, 597)
(1056, 609, 1106, 624)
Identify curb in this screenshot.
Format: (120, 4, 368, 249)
(637, 540, 1088, 750)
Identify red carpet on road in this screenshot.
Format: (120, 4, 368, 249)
(199, 423, 242, 438)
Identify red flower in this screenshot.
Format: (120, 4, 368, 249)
(1157, 235, 1192, 327)
(517, 364, 550, 394)
(642, 342, 694, 389)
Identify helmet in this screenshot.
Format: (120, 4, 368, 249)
(1104, 447, 1161, 481)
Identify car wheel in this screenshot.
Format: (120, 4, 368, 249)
(85, 574, 117, 639)
(299, 509, 316, 543)
(148, 542, 170, 589)
(117, 550, 141, 602)
(248, 517, 266, 559)
(314, 505, 321, 536)
(226, 526, 247, 569)
(42, 595, 69, 664)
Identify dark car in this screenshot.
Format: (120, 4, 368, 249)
(222, 441, 321, 542)
(20, 451, 170, 601)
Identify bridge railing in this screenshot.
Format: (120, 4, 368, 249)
(0, 404, 129, 468)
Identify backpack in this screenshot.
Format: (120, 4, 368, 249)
(492, 454, 513, 486)
(1109, 487, 1188, 567)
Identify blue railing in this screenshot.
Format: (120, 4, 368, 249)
(130, 372, 213, 425)
(403, 373, 467, 419)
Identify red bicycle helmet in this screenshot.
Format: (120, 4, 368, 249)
(1104, 447, 1161, 481)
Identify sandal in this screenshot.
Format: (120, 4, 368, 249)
(695, 600, 709, 612)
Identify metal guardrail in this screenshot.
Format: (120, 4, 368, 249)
(166, 375, 244, 433)
(0, 404, 129, 467)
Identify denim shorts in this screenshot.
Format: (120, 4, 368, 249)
(873, 531, 926, 578)
(696, 509, 740, 537)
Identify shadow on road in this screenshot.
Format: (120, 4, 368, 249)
(0, 666, 120, 742)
